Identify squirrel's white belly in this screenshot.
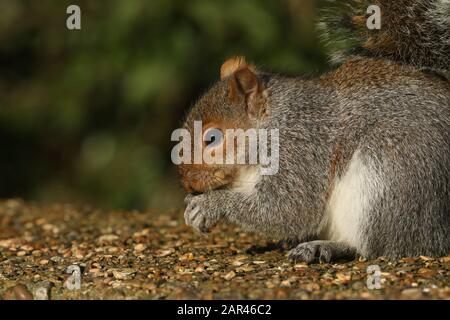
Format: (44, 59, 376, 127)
(231, 166, 261, 195)
(322, 151, 383, 254)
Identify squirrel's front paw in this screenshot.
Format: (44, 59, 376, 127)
(184, 194, 221, 234)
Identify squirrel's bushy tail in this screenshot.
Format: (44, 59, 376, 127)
(318, 0, 450, 75)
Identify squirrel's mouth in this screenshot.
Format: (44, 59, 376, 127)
(180, 168, 231, 194)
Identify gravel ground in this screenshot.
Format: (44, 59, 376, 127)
(0, 199, 448, 300)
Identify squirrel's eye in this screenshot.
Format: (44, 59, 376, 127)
(203, 128, 223, 148)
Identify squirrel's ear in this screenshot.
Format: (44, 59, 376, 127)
(221, 57, 253, 79)
(220, 57, 265, 119)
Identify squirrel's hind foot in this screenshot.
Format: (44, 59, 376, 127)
(288, 240, 357, 264)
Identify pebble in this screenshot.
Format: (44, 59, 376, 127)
(72, 247, 86, 258)
(179, 252, 194, 261)
(133, 243, 146, 252)
(418, 268, 438, 278)
(156, 248, 175, 257)
(32, 250, 42, 257)
(42, 224, 59, 233)
(111, 268, 136, 280)
(235, 265, 255, 273)
(98, 234, 119, 243)
(89, 268, 104, 277)
(231, 255, 248, 267)
(20, 244, 34, 251)
(401, 288, 423, 299)
(419, 255, 433, 261)
(142, 283, 157, 291)
(335, 272, 351, 284)
(194, 266, 205, 273)
(132, 228, 151, 238)
(50, 256, 63, 263)
(232, 260, 245, 267)
(223, 271, 236, 281)
(281, 279, 292, 287)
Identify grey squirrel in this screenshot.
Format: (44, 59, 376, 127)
(177, 0, 450, 262)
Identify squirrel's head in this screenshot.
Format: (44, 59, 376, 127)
(178, 56, 269, 194)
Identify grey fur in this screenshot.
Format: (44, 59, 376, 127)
(318, 0, 450, 78)
(184, 60, 449, 261)
(182, 0, 450, 262)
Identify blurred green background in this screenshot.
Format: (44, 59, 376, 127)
(0, 0, 334, 211)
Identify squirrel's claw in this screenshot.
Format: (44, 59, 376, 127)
(184, 194, 219, 234)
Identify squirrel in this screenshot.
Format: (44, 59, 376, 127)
(177, 0, 450, 263)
